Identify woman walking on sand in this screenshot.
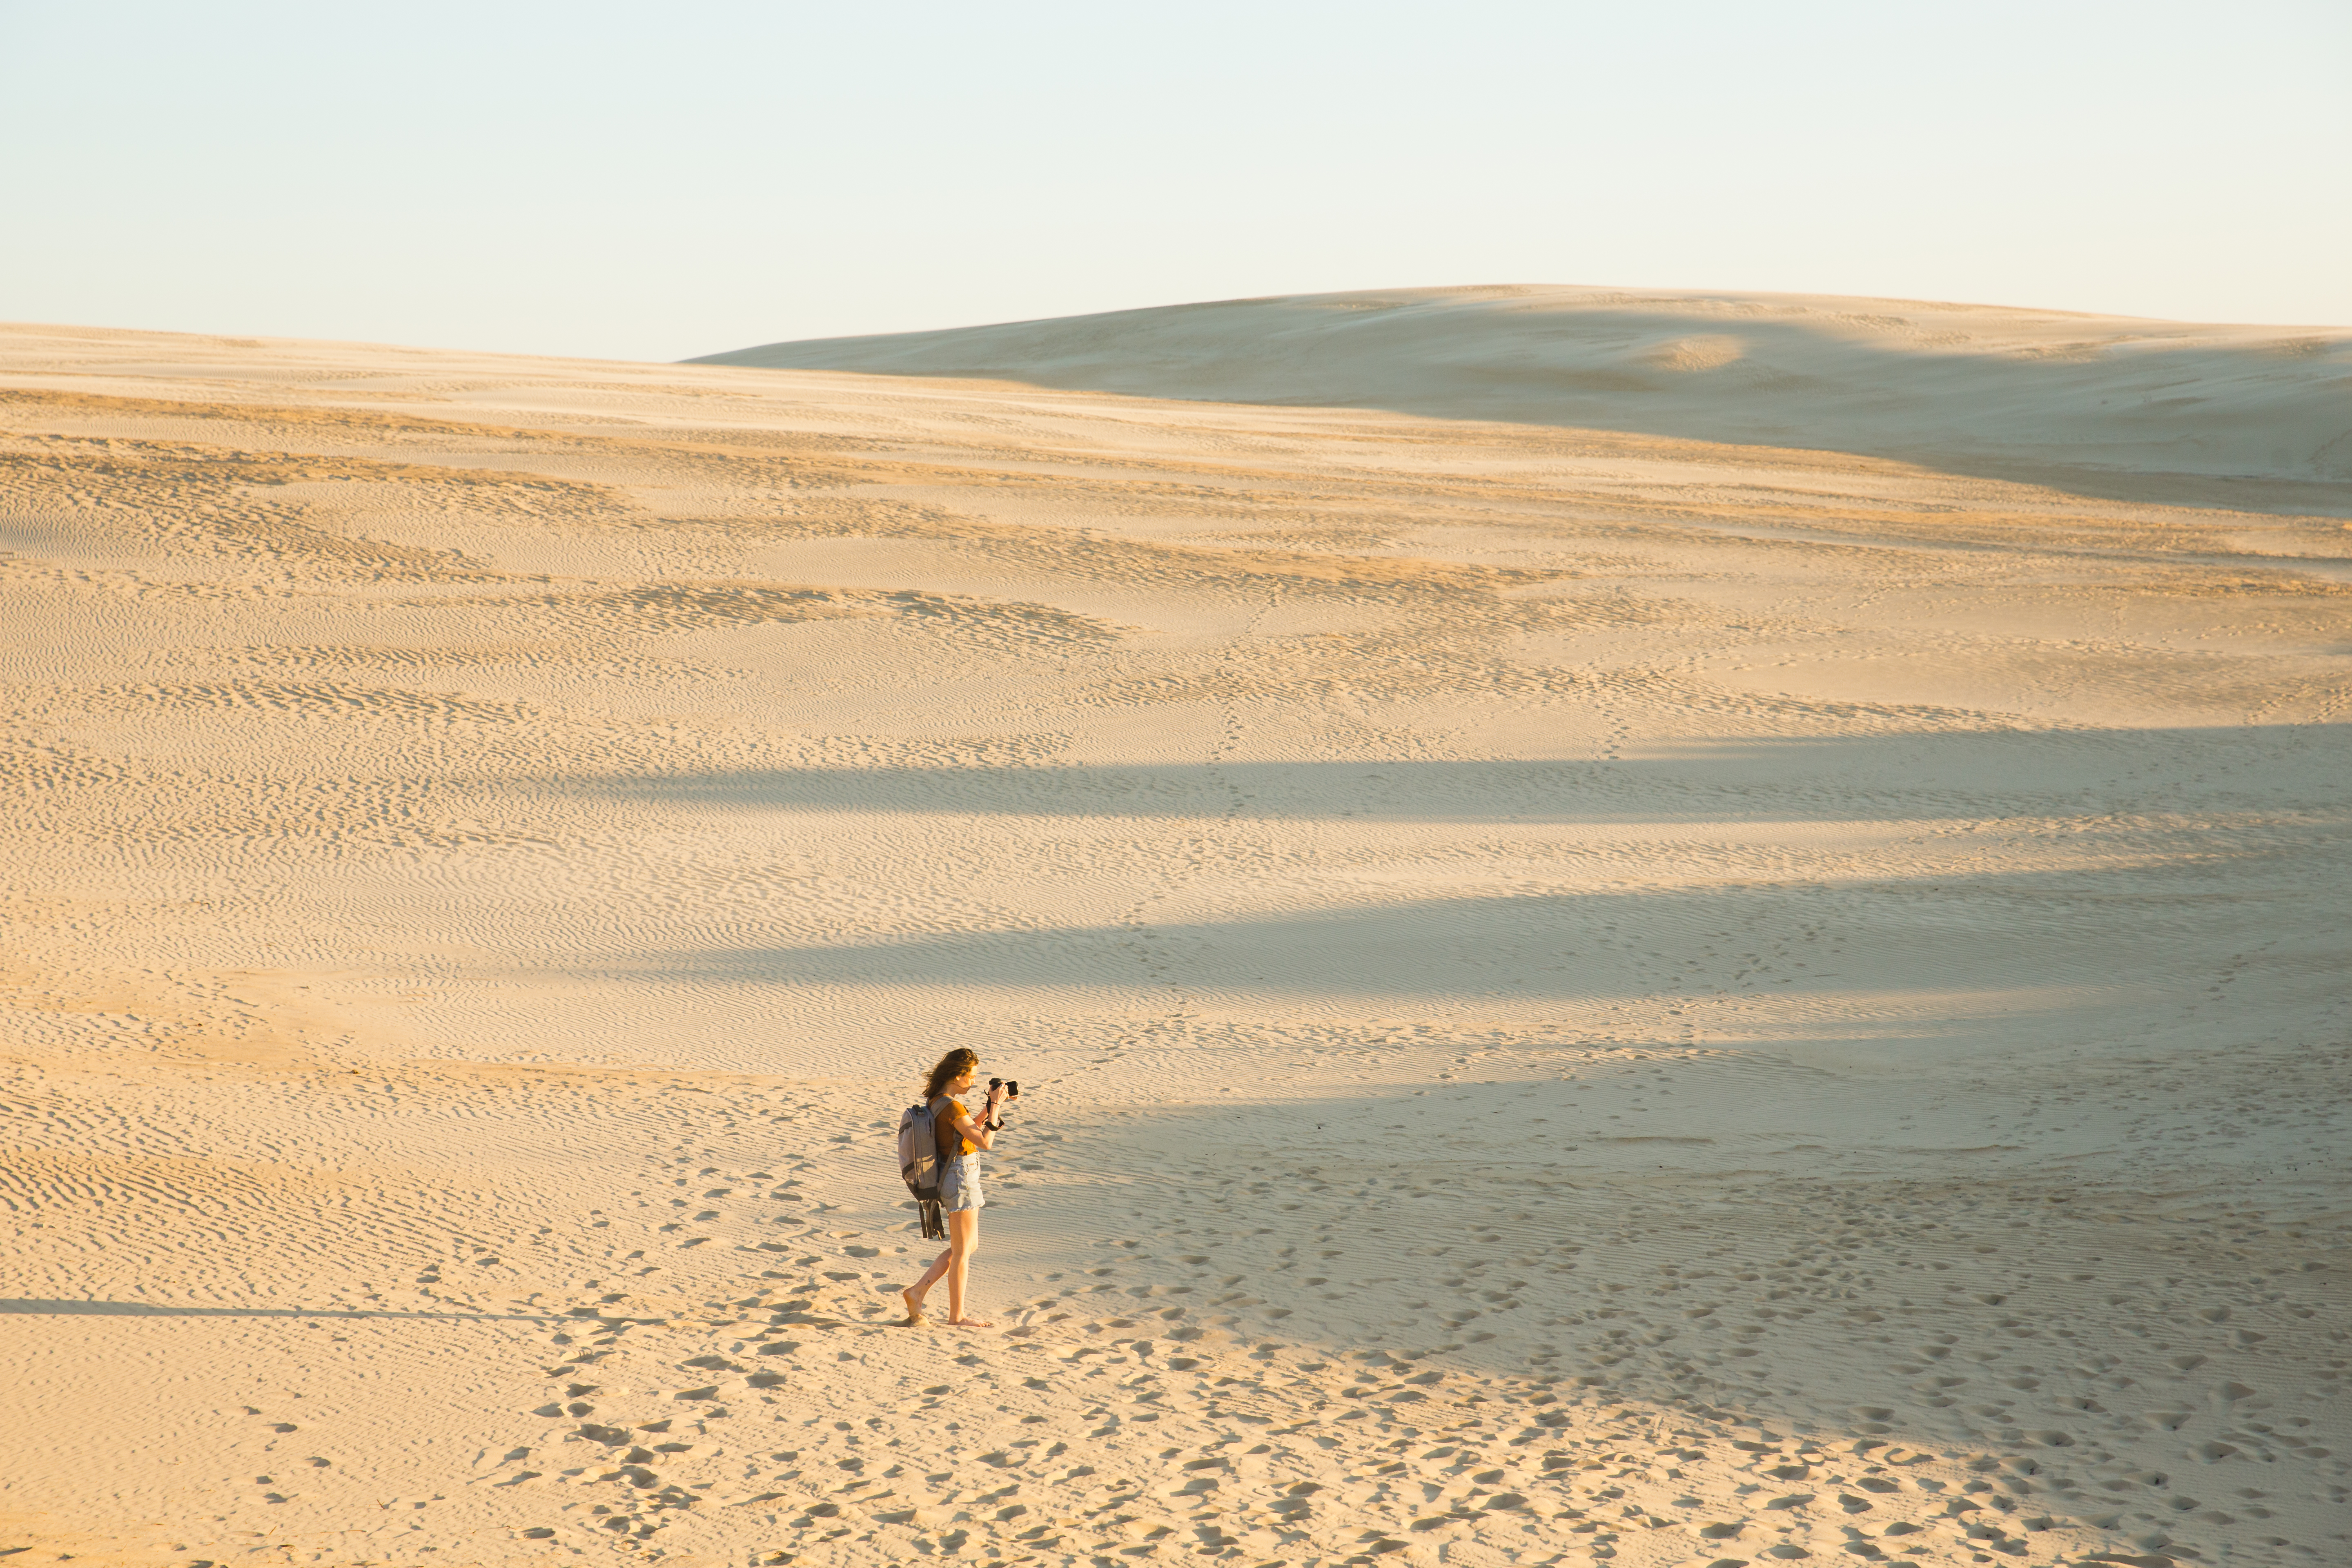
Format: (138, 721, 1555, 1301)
(902, 1048, 1005, 1329)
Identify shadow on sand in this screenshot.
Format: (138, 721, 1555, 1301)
(567, 725, 2347, 824)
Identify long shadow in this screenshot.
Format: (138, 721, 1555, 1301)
(690, 290, 2352, 519)
(0, 1298, 552, 1322)
(560, 726, 2350, 824)
(595, 853, 2344, 1009)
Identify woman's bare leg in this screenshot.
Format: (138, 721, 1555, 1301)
(946, 1210, 991, 1327)
(904, 1240, 955, 1321)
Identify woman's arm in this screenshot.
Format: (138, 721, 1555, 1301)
(945, 1096, 999, 1153)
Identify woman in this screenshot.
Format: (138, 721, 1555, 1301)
(902, 1048, 1005, 1329)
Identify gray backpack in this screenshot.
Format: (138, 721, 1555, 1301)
(896, 1099, 947, 1240)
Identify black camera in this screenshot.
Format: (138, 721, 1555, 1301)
(990, 1078, 1021, 1098)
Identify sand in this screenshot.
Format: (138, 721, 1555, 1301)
(694, 286, 2352, 509)
(1, 303, 2346, 1568)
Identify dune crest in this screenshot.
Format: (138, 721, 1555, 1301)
(696, 284, 2352, 503)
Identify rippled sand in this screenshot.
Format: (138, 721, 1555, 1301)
(2, 313, 2346, 1568)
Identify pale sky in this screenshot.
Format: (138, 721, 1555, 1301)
(6, 0, 2348, 362)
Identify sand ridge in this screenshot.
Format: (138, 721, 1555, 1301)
(1, 317, 2347, 1566)
(692, 285, 2352, 508)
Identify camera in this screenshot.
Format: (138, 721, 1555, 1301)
(990, 1078, 1021, 1098)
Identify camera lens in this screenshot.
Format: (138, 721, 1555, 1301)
(1007, 1080, 1020, 1096)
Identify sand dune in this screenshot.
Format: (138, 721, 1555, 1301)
(1, 314, 2347, 1568)
(696, 285, 2352, 507)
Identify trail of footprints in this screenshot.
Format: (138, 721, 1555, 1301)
(434, 1083, 2345, 1568)
(500, 1264, 2004, 1566)
(4, 1011, 2341, 1564)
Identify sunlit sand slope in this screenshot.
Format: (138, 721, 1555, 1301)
(698, 285, 2352, 503)
(1, 318, 2346, 1568)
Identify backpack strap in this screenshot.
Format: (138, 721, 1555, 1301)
(931, 1094, 961, 1169)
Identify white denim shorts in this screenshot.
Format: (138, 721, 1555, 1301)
(940, 1152, 985, 1214)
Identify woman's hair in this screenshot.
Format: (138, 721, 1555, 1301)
(925, 1047, 979, 1101)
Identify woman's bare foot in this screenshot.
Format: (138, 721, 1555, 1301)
(946, 1316, 994, 1329)
(900, 1288, 928, 1325)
